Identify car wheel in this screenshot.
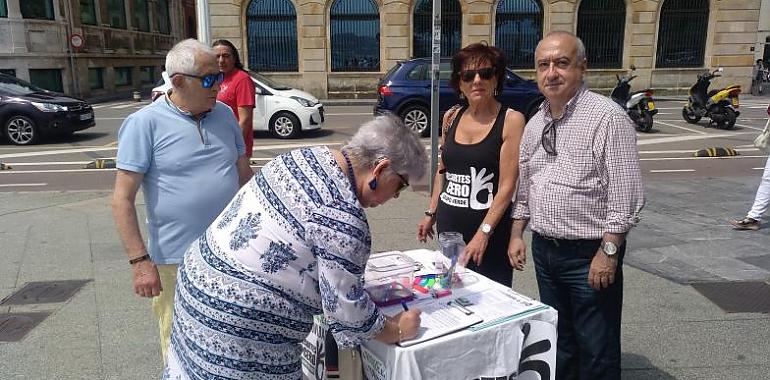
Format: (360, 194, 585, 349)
(4, 115, 39, 145)
(400, 104, 430, 137)
(269, 112, 301, 139)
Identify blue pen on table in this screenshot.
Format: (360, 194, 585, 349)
(401, 301, 409, 311)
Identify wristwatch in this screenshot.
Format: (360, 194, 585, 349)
(424, 209, 436, 217)
(601, 241, 618, 257)
(479, 223, 493, 235)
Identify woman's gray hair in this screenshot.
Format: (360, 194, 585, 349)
(165, 39, 216, 79)
(343, 114, 428, 182)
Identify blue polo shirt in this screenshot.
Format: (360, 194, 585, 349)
(116, 95, 245, 264)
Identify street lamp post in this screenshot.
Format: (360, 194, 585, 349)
(196, 0, 212, 45)
(429, 0, 441, 193)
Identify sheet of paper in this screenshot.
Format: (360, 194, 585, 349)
(380, 298, 482, 347)
(463, 288, 549, 331)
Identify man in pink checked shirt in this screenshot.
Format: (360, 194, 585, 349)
(507, 31, 645, 380)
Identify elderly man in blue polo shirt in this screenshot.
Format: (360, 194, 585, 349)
(111, 38, 253, 363)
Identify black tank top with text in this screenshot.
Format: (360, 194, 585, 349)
(436, 105, 513, 285)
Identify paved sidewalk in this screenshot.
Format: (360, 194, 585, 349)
(0, 176, 768, 379)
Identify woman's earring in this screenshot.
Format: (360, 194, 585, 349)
(368, 178, 378, 190)
(494, 89, 499, 96)
(459, 92, 465, 100)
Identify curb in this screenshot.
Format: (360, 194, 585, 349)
(83, 159, 116, 169)
(320, 99, 377, 107)
(694, 147, 739, 157)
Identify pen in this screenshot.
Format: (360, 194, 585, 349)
(401, 301, 409, 311)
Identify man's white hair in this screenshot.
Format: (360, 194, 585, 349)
(165, 39, 216, 79)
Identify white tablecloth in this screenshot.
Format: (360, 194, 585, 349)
(302, 249, 558, 380)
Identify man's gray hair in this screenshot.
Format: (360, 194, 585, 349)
(542, 30, 586, 62)
(165, 39, 216, 78)
(343, 114, 428, 182)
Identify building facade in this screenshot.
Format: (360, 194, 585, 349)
(760, 0, 770, 64)
(0, 0, 195, 99)
(210, 0, 764, 99)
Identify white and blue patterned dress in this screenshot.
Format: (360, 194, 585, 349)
(163, 147, 386, 380)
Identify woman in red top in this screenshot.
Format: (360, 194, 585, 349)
(213, 39, 256, 158)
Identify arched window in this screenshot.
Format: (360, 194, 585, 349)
(495, 0, 543, 69)
(656, 0, 709, 68)
(413, 0, 461, 58)
(246, 0, 298, 72)
(576, 0, 625, 69)
(330, 0, 380, 72)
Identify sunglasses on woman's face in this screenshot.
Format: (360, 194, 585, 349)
(172, 71, 225, 89)
(460, 67, 496, 82)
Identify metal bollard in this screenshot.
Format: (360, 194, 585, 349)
(132, 91, 141, 102)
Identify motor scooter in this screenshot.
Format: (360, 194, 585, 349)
(682, 67, 741, 129)
(610, 66, 657, 132)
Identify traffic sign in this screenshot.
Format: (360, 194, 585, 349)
(70, 34, 83, 49)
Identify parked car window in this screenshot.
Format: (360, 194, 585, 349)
(248, 71, 291, 90)
(439, 62, 452, 80)
(406, 64, 425, 81)
(0, 74, 46, 96)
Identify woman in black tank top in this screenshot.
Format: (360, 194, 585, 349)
(417, 43, 526, 286)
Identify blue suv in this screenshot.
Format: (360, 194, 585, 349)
(374, 58, 543, 136)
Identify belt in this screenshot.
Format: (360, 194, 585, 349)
(534, 231, 601, 247)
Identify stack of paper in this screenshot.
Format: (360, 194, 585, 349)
(465, 288, 549, 331)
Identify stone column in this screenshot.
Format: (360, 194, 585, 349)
(463, 0, 493, 46)
(6, 0, 29, 54)
(382, 0, 410, 70)
(296, 0, 328, 97)
(547, 0, 576, 33)
(710, 0, 760, 89)
(627, 0, 658, 90)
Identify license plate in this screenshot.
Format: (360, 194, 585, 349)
(80, 112, 93, 121)
(731, 97, 739, 106)
(647, 101, 655, 111)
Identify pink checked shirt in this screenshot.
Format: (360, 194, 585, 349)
(512, 86, 645, 240)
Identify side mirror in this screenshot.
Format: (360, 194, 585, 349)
(254, 86, 263, 95)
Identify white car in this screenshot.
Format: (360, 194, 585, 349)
(151, 71, 324, 139)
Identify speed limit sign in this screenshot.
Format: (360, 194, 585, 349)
(70, 34, 84, 49)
